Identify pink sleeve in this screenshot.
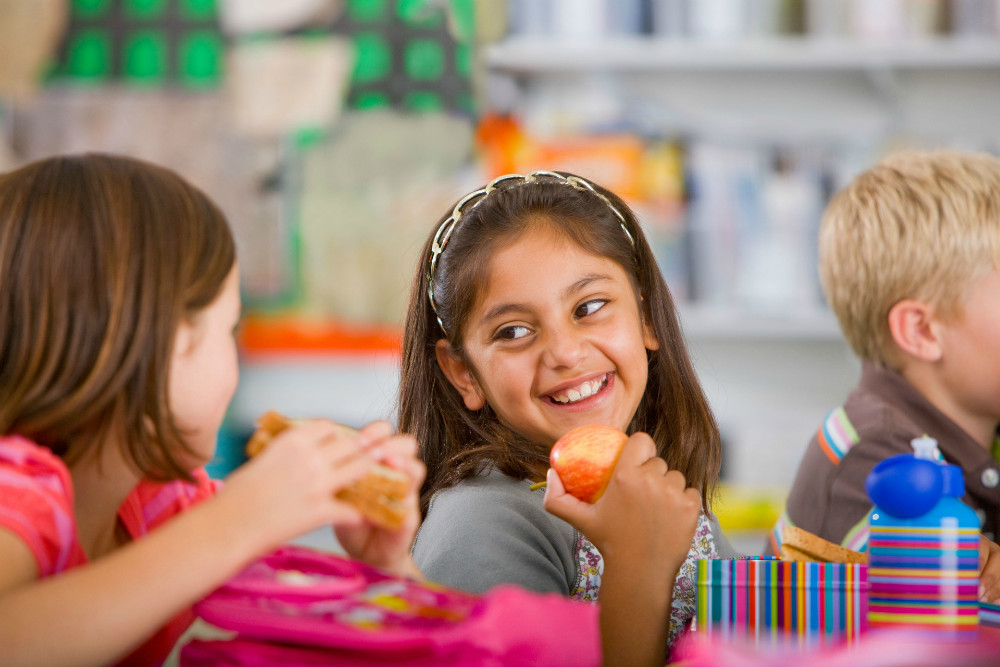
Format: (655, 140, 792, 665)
(123, 467, 221, 535)
(0, 436, 79, 577)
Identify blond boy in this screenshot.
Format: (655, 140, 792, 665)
(770, 151, 1000, 598)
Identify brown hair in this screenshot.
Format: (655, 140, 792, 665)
(820, 150, 1000, 367)
(397, 172, 720, 515)
(0, 153, 235, 479)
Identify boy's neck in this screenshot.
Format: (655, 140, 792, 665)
(900, 363, 998, 451)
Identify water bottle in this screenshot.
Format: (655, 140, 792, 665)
(866, 436, 981, 640)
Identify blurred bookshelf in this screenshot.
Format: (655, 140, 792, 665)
(473, 0, 1000, 497)
(486, 36, 1000, 73)
(678, 304, 842, 342)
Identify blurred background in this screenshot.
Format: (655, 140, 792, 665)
(2, 0, 999, 553)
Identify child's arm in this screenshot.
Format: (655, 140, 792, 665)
(544, 434, 701, 667)
(0, 420, 377, 667)
(333, 420, 426, 579)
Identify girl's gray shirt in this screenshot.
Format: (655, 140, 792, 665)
(412, 468, 737, 645)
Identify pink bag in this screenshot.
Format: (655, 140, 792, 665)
(179, 546, 600, 666)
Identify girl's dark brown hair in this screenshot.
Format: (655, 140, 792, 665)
(397, 172, 721, 515)
(0, 153, 235, 479)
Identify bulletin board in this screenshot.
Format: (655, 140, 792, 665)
(48, 0, 473, 112)
(52, 0, 222, 87)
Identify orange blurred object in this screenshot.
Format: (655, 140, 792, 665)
(475, 114, 646, 201)
(238, 315, 401, 357)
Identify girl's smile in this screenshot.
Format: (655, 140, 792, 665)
(545, 372, 612, 407)
(436, 223, 658, 447)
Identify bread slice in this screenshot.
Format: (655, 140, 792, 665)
(781, 525, 867, 564)
(245, 410, 409, 531)
(780, 543, 821, 562)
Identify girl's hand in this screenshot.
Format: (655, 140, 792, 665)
(543, 432, 701, 576)
(334, 421, 426, 578)
(544, 432, 699, 667)
(979, 535, 1000, 603)
(220, 419, 377, 555)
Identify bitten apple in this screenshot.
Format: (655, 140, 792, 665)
(549, 424, 628, 503)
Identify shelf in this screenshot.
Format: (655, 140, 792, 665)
(486, 36, 1000, 74)
(677, 304, 844, 342)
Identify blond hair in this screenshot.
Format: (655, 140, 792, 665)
(820, 150, 1000, 367)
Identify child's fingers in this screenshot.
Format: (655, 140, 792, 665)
(545, 466, 566, 496)
(542, 467, 591, 526)
(638, 453, 669, 477)
(367, 434, 419, 471)
(318, 432, 373, 472)
(979, 537, 1000, 602)
(271, 421, 379, 489)
(356, 419, 395, 447)
(328, 499, 366, 527)
(358, 432, 424, 491)
(981, 576, 1000, 603)
(615, 433, 658, 469)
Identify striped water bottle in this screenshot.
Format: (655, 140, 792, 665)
(866, 436, 980, 640)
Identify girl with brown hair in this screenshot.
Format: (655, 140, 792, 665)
(398, 171, 734, 663)
(0, 153, 424, 666)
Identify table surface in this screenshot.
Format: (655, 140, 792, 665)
(674, 624, 1000, 666)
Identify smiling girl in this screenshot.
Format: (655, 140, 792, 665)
(398, 171, 736, 664)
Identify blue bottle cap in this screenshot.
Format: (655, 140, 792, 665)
(865, 453, 944, 519)
(941, 464, 966, 498)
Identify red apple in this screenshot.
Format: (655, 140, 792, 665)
(549, 424, 628, 503)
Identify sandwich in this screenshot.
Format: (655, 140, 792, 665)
(245, 411, 409, 531)
(780, 525, 867, 564)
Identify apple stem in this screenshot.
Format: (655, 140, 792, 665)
(529, 481, 548, 491)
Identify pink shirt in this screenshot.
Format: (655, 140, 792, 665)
(0, 434, 220, 665)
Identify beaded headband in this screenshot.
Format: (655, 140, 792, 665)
(427, 170, 635, 335)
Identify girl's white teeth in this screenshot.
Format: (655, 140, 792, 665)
(552, 376, 605, 404)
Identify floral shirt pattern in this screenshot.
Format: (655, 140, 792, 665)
(569, 512, 717, 649)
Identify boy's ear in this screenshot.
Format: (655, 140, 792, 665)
(435, 339, 486, 410)
(887, 299, 943, 362)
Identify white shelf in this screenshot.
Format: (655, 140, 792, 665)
(486, 36, 1000, 73)
(677, 304, 844, 342)
(230, 354, 400, 430)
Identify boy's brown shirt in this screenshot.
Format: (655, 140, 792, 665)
(770, 362, 1000, 554)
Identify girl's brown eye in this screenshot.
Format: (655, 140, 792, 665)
(496, 325, 530, 341)
(575, 299, 607, 319)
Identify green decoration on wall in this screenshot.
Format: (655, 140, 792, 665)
(455, 42, 471, 77)
(125, 0, 167, 19)
(404, 90, 441, 112)
(353, 91, 391, 109)
(53, 0, 472, 109)
(397, 0, 442, 27)
(447, 0, 475, 42)
(352, 32, 392, 83)
(348, 0, 388, 22)
(72, 0, 111, 19)
(180, 31, 222, 86)
(404, 39, 444, 80)
(124, 31, 167, 82)
(180, 0, 216, 20)
(66, 30, 111, 79)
